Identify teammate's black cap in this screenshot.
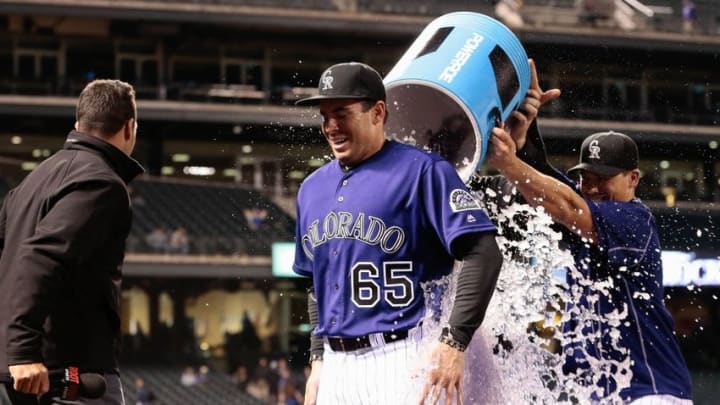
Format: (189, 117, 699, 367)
(568, 131, 639, 177)
(295, 62, 386, 106)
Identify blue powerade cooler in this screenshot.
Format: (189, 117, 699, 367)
(384, 11, 531, 182)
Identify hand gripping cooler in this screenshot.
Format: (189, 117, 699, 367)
(383, 12, 531, 182)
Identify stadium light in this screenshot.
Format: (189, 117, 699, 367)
(172, 153, 191, 163)
(21, 162, 38, 171)
(183, 166, 216, 176)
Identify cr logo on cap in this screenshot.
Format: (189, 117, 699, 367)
(321, 72, 334, 90)
(588, 139, 601, 160)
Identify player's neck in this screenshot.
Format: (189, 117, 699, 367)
(340, 139, 389, 171)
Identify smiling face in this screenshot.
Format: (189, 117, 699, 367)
(579, 169, 640, 202)
(319, 98, 386, 167)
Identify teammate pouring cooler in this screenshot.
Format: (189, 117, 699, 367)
(293, 62, 503, 405)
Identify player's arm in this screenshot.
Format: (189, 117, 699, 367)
(307, 285, 324, 362)
(516, 120, 553, 174)
(507, 59, 570, 185)
(487, 126, 597, 242)
(304, 285, 322, 405)
(506, 58, 561, 156)
(443, 232, 503, 348)
(419, 231, 502, 405)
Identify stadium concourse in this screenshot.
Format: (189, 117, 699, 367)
(0, 0, 719, 403)
(126, 177, 295, 256)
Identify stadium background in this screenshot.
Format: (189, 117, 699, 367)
(0, 0, 718, 403)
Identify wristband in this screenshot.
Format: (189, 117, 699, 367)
(309, 352, 323, 363)
(439, 327, 468, 352)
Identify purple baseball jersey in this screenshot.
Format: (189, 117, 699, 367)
(293, 140, 496, 337)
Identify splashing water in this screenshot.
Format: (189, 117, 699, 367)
(414, 188, 634, 404)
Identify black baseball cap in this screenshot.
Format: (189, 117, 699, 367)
(568, 131, 639, 177)
(295, 62, 386, 106)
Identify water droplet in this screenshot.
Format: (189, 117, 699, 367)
(416, 195, 634, 402)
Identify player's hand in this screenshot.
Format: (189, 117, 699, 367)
(418, 343, 464, 405)
(487, 125, 518, 172)
(506, 59, 561, 150)
(9, 362, 49, 396)
(304, 360, 322, 405)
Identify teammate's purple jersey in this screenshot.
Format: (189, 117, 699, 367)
(562, 197, 692, 401)
(293, 140, 496, 337)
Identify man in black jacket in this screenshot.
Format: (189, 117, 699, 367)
(0, 79, 144, 404)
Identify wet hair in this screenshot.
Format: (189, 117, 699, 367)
(76, 79, 136, 135)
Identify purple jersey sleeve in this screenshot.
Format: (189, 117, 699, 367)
(423, 158, 497, 254)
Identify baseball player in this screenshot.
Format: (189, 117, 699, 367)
(486, 61, 693, 404)
(292, 62, 503, 405)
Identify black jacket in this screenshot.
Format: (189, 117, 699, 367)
(0, 131, 143, 379)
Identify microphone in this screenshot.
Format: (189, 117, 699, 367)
(12, 367, 107, 403)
